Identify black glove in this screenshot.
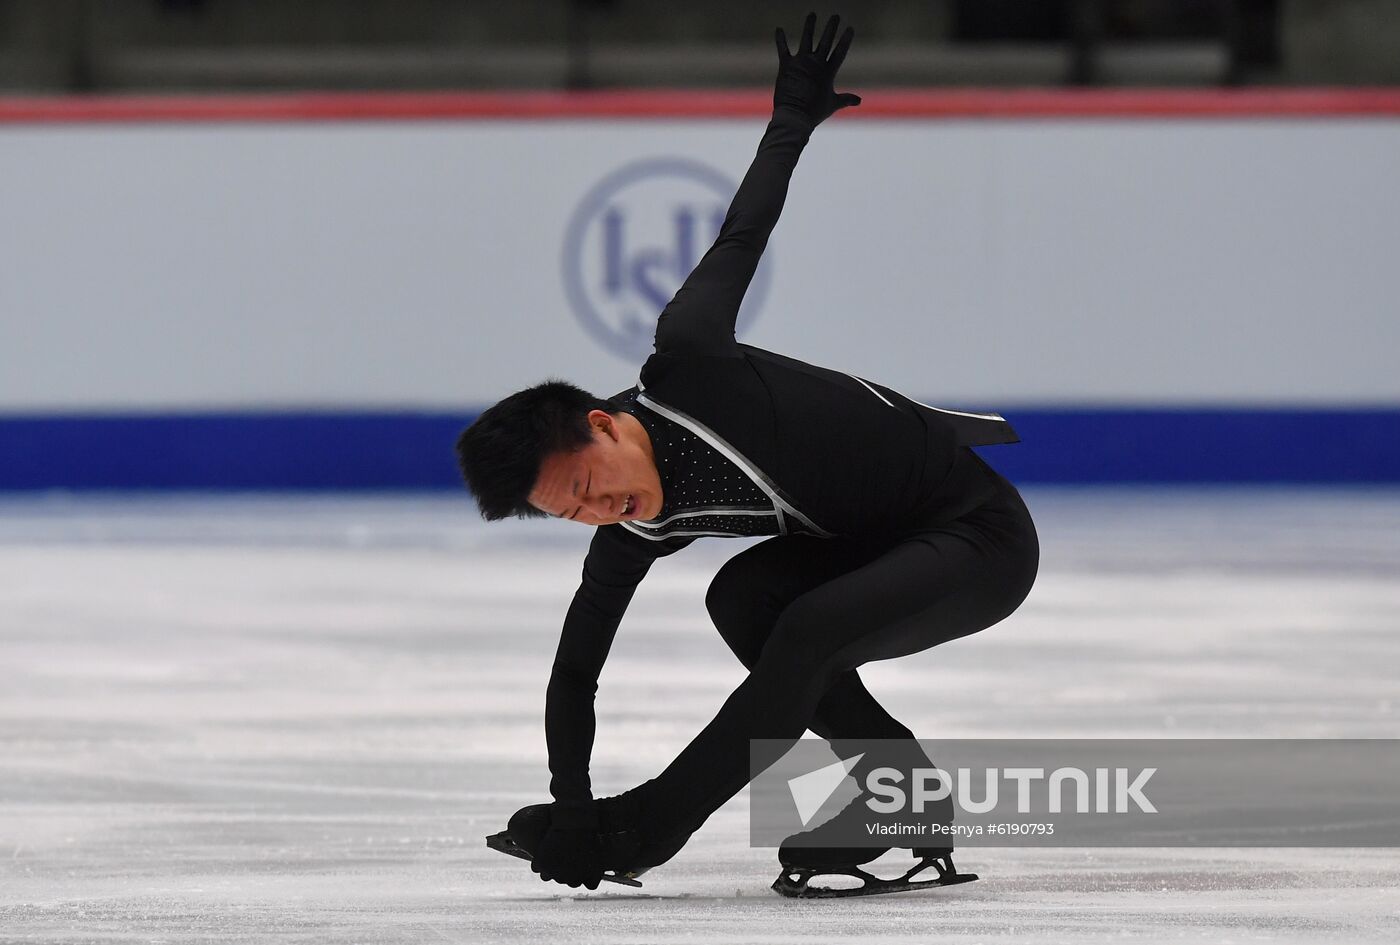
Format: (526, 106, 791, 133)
(773, 12, 861, 126)
(531, 824, 604, 890)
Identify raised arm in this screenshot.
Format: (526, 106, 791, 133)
(652, 13, 861, 358)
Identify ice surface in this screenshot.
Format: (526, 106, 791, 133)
(1, 488, 1398, 943)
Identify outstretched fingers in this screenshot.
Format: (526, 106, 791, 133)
(799, 11, 817, 54)
(816, 14, 840, 58)
(829, 24, 855, 71)
(774, 13, 861, 119)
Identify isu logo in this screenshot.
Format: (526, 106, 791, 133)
(562, 158, 771, 361)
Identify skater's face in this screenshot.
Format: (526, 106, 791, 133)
(528, 409, 663, 526)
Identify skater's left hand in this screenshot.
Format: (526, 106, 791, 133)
(531, 825, 604, 890)
(772, 12, 861, 126)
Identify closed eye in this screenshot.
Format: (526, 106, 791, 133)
(567, 471, 591, 520)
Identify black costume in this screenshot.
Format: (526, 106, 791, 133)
(529, 14, 1039, 887)
(545, 114, 1037, 820)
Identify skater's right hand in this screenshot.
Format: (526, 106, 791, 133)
(531, 825, 604, 890)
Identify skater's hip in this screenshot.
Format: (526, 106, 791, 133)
(902, 451, 1039, 602)
(907, 450, 1035, 541)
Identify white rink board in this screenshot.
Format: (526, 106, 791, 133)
(3, 118, 1399, 410)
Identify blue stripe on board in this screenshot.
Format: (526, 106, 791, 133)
(988, 408, 1400, 485)
(1, 408, 1397, 490)
(0, 413, 473, 491)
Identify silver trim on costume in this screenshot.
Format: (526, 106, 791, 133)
(620, 522, 757, 541)
(847, 372, 1006, 423)
(633, 389, 833, 539)
(630, 507, 778, 529)
(848, 374, 895, 408)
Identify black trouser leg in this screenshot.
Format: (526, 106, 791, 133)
(706, 527, 950, 829)
(706, 534, 917, 747)
(633, 479, 1039, 844)
(708, 538, 946, 846)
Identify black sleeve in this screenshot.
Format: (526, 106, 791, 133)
(546, 524, 694, 825)
(652, 109, 815, 359)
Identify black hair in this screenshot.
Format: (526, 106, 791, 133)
(454, 379, 616, 521)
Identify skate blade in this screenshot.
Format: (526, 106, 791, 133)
(485, 830, 645, 888)
(771, 864, 979, 899)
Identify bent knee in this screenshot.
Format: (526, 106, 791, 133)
(706, 559, 770, 666)
(754, 611, 853, 680)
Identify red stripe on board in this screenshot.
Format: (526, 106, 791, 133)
(2, 88, 1400, 123)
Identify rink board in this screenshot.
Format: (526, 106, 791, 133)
(3, 90, 1399, 488)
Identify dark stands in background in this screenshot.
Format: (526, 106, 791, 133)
(0, 0, 1395, 93)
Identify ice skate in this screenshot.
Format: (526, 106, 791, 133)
(485, 802, 647, 887)
(772, 845, 978, 899)
(776, 789, 895, 874)
(485, 793, 688, 889)
(773, 773, 976, 899)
